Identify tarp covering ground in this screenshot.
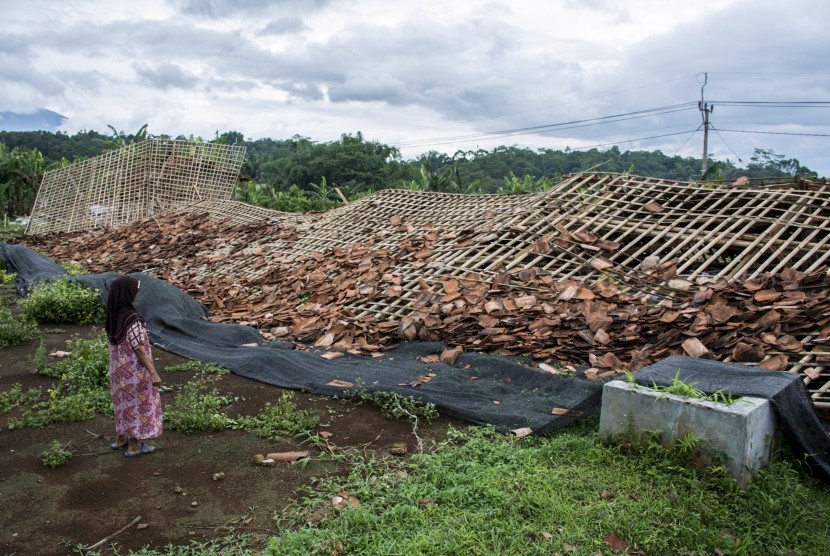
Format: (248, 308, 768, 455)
(0, 243, 602, 434)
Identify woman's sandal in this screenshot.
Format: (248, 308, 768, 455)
(124, 443, 156, 457)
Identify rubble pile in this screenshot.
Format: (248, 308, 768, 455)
(20, 209, 830, 388)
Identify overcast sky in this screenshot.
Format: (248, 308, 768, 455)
(1, 0, 829, 175)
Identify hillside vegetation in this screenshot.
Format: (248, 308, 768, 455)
(0, 128, 819, 217)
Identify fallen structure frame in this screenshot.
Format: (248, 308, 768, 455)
(26, 138, 246, 234)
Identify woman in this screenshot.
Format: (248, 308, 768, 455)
(105, 275, 163, 457)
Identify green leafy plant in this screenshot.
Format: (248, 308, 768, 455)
(19, 277, 104, 324)
(31, 336, 48, 372)
(166, 374, 239, 433)
(0, 220, 26, 242)
(10, 335, 112, 429)
(625, 371, 738, 405)
(352, 389, 439, 420)
(0, 265, 16, 305)
(0, 383, 42, 413)
(236, 391, 319, 440)
(41, 440, 71, 469)
(60, 261, 88, 276)
(0, 306, 39, 347)
(164, 360, 230, 375)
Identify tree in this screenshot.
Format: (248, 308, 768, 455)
(746, 148, 817, 178)
(0, 143, 45, 217)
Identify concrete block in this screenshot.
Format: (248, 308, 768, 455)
(599, 380, 779, 486)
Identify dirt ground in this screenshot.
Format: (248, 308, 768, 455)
(0, 325, 462, 555)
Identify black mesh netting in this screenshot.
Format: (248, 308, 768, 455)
(0, 243, 601, 434)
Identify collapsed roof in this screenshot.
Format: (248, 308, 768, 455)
(26, 138, 246, 235)
(22, 172, 830, 411)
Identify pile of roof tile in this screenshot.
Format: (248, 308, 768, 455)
(19, 208, 830, 388)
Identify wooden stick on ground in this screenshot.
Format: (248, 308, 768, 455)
(87, 516, 142, 550)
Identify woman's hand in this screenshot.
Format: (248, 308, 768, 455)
(135, 346, 162, 387)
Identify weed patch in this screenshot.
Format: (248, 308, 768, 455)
(626, 370, 738, 405)
(352, 389, 438, 420)
(235, 391, 319, 440)
(60, 261, 88, 276)
(166, 374, 240, 433)
(0, 383, 42, 413)
(0, 306, 39, 347)
(164, 360, 230, 375)
(9, 334, 112, 429)
(41, 440, 72, 469)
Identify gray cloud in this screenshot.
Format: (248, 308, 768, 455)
(133, 62, 200, 90)
(175, 0, 329, 19)
(1, 0, 827, 174)
(258, 17, 307, 36)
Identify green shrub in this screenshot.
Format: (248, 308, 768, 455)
(236, 391, 319, 440)
(167, 375, 239, 433)
(353, 389, 439, 420)
(37, 335, 109, 388)
(19, 277, 104, 324)
(0, 306, 39, 347)
(164, 360, 230, 375)
(60, 261, 89, 276)
(0, 222, 25, 243)
(41, 440, 71, 469)
(0, 267, 17, 305)
(9, 335, 112, 429)
(0, 383, 42, 413)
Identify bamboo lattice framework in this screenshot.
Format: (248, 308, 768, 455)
(175, 173, 830, 407)
(26, 139, 246, 235)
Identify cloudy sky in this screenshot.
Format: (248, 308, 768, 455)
(2, 0, 829, 175)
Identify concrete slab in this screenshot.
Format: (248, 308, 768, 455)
(599, 380, 780, 486)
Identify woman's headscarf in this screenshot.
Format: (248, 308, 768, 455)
(105, 275, 143, 345)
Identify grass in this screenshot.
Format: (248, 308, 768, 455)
(627, 370, 738, 405)
(266, 423, 830, 556)
(52, 409, 830, 556)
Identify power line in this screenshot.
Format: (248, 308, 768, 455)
(569, 130, 700, 151)
(709, 101, 830, 107)
(715, 128, 830, 137)
(709, 125, 743, 163)
(394, 103, 698, 148)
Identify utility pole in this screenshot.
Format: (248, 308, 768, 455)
(699, 72, 714, 174)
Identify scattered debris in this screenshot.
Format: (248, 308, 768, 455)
(388, 442, 408, 455)
(20, 174, 830, 410)
(265, 451, 309, 462)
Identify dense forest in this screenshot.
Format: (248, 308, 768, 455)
(0, 127, 820, 217)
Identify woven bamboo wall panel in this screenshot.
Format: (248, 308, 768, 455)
(27, 139, 245, 235)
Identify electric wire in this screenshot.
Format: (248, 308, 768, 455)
(715, 128, 830, 138)
(394, 103, 698, 148)
(710, 125, 744, 163)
